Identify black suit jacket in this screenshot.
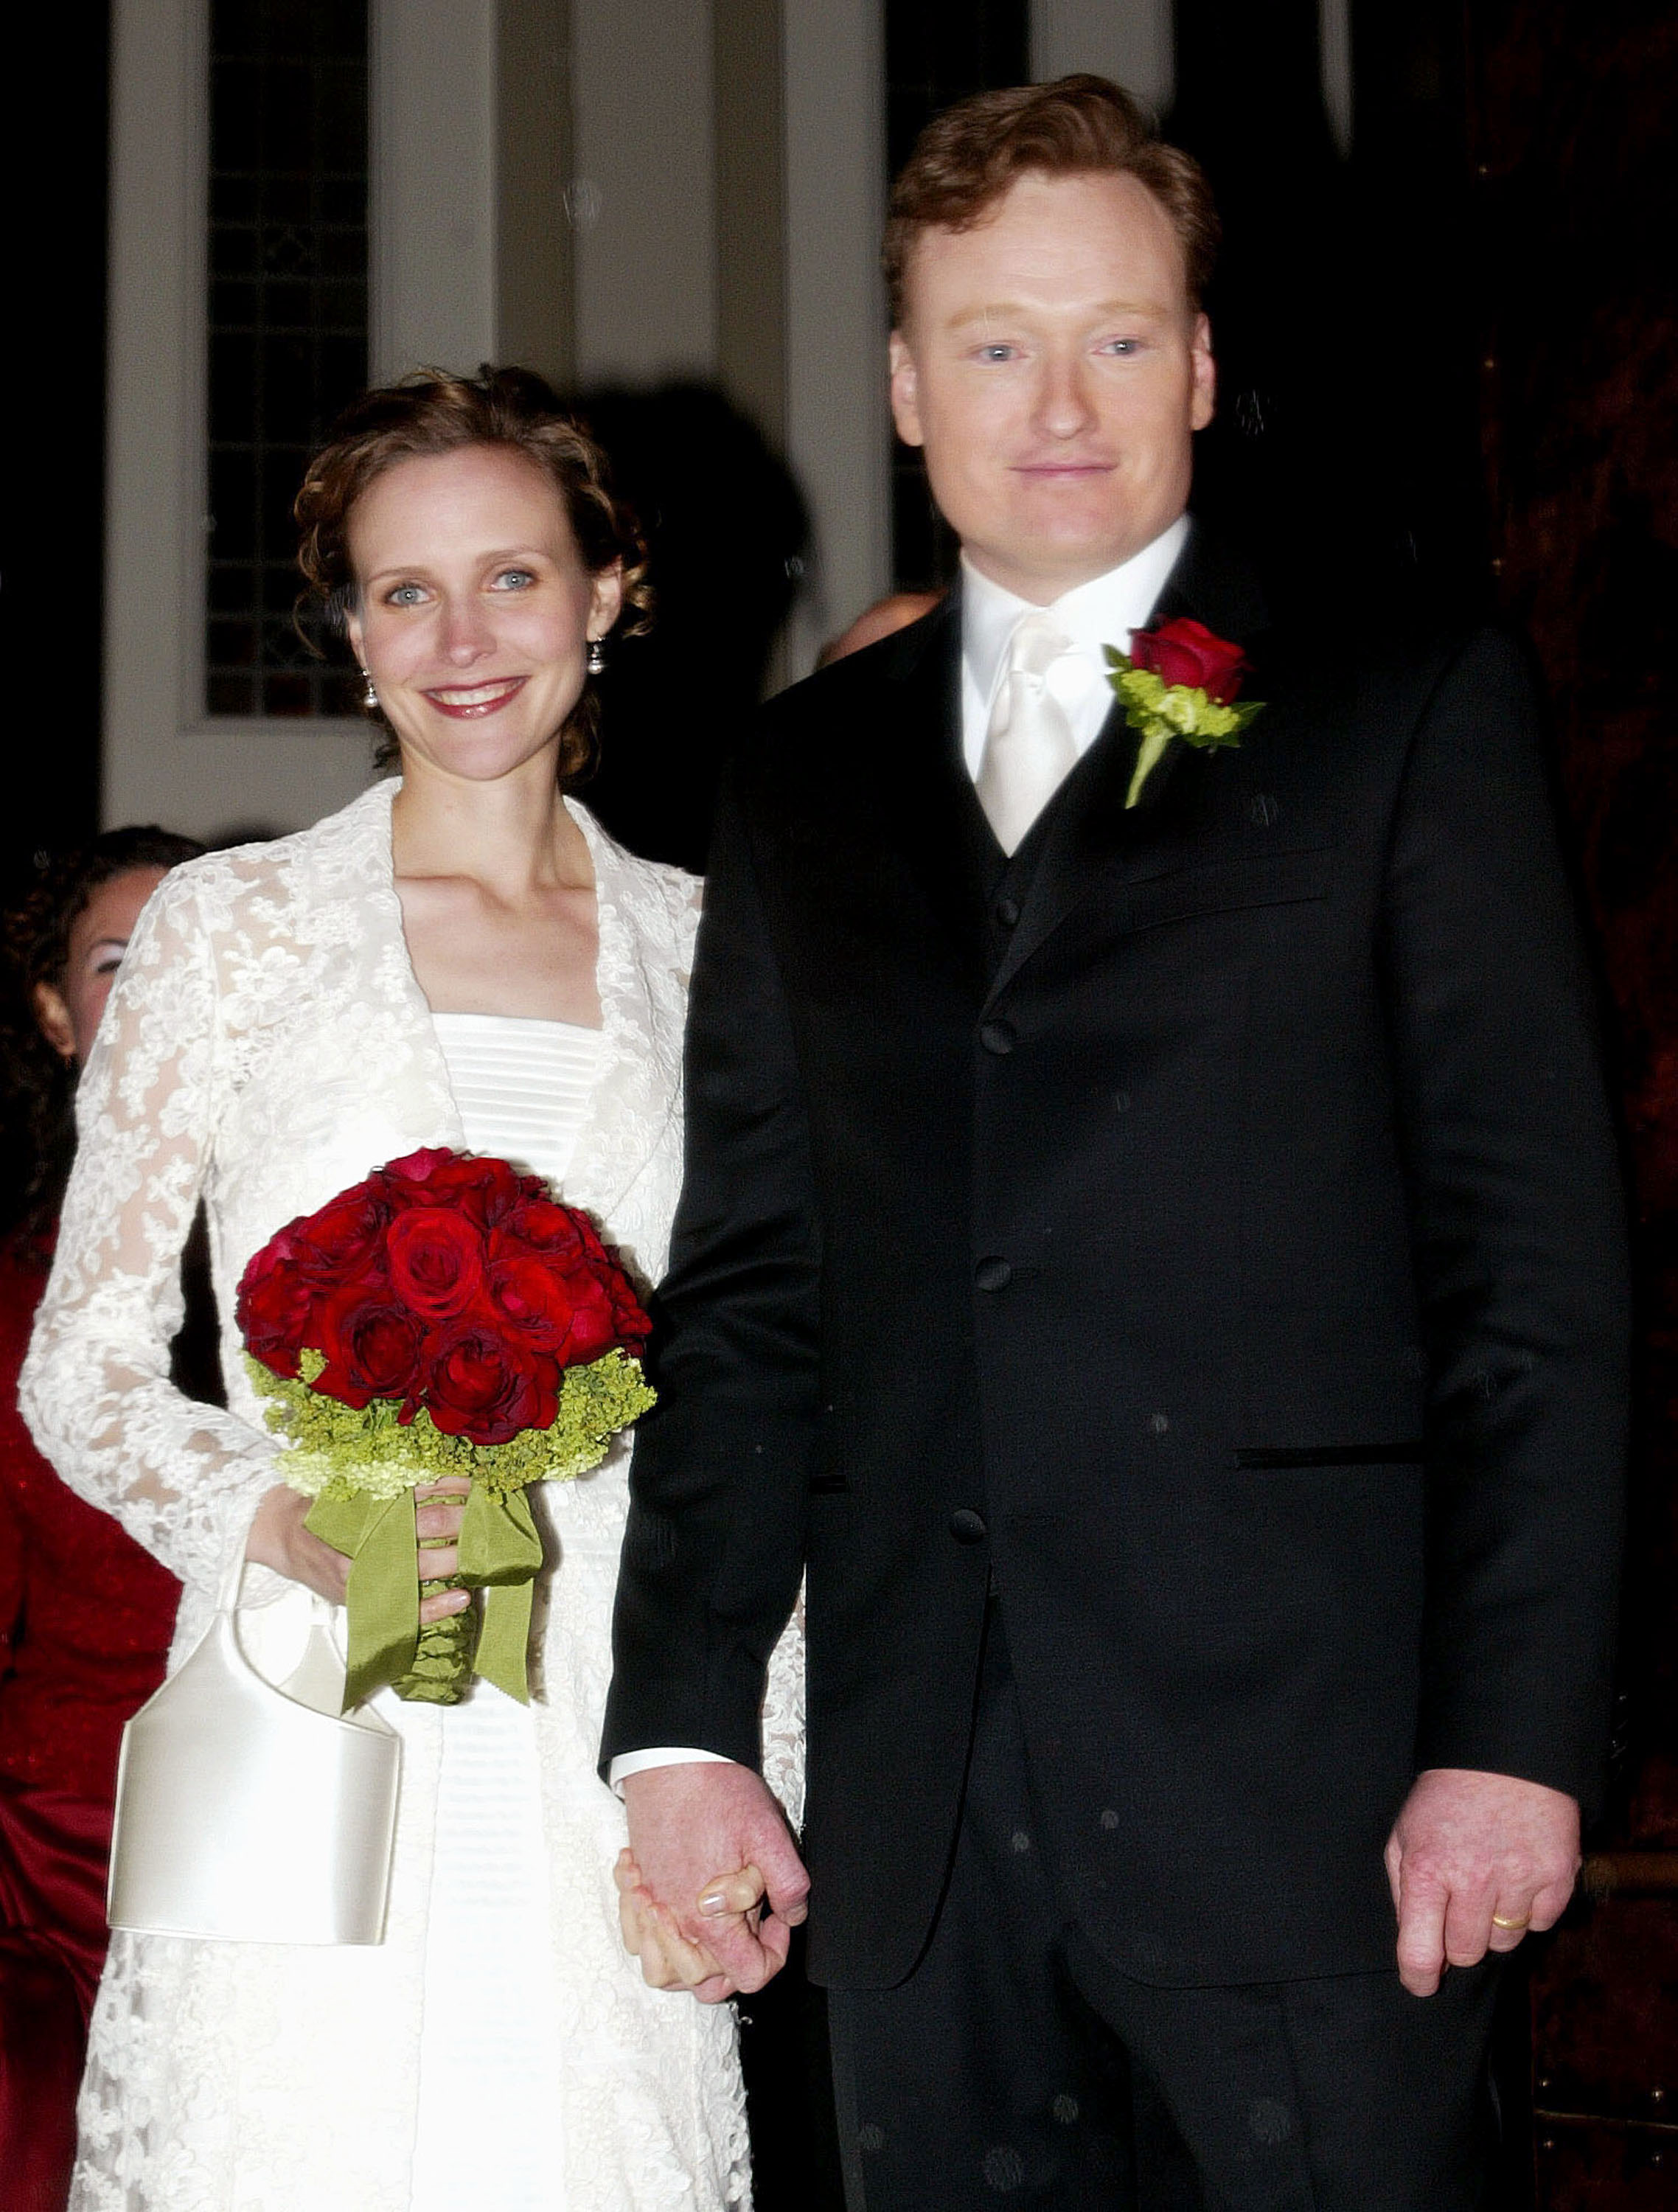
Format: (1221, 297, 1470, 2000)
(605, 526, 1628, 1991)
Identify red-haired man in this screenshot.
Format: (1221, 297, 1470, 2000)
(608, 75, 1624, 2210)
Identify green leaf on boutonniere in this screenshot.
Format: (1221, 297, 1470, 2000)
(1103, 640, 1266, 810)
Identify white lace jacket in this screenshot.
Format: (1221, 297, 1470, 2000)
(18, 779, 802, 2212)
(22, 779, 697, 1646)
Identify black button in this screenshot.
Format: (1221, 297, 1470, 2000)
(995, 897, 1021, 928)
(974, 1256, 1012, 1291)
(949, 1508, 987, 1545)
(979, 1020, 1016, 1056)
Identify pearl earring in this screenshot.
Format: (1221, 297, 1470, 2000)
(361, 669, 378, 712)
(587, 638, 607, 677)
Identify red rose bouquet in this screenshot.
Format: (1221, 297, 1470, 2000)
(237, 1147, 655, 1706)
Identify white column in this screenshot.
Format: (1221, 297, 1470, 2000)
(1030, 0, 1174, 115)
(781, 0, 890, 675)
(369, 0, 499, 379)
(567, 0, 718, 383)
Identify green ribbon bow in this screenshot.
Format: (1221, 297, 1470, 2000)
(305, 1484, 545, 1709)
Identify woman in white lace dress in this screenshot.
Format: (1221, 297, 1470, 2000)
(19, 369, 801, 2212)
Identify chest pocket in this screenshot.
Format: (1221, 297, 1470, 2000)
(1113, 849, 1331, 937)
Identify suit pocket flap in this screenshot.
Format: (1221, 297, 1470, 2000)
(1118, 852, 1330, 936)
(1235, 1441, 1427, 1470)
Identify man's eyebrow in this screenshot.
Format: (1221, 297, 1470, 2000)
(943, 297, 1171, 330)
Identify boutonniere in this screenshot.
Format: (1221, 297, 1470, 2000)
(1103, 617, 1265, 809)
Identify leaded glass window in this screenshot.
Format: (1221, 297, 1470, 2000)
(205, 0, 369, 717)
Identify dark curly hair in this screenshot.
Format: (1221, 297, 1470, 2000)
(0, 827, 204, 1241)
(294, 365, 652, 788)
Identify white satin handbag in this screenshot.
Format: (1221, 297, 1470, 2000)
(107, 1552, 401, 1944)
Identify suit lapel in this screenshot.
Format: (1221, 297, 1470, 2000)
(984, 523, 1272, 1010)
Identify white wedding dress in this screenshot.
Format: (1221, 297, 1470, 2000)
(20, 781, 803, 2212)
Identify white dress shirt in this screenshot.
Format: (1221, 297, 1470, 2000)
(960, 513, 1191, 782)
(610, 515, 1191, 1792)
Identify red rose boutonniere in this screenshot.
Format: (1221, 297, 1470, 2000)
(1103, 616, 1266, 809)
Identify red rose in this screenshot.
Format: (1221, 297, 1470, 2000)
(498, 1196, 588, 1259)
(386, 1208, 487, 1320)
(486, 1245, 638, 1365)
(377, 1147, 456, 1193)
(561, 1214, 652, 1348)
(488, 1206, 653, 1362)
(236, 1229, 319, 1377)
(290, 1185, 392, 1281)
(425, 1321, 560, 1445)
(311, 1290, 430, 1410)
(377, 1149, 526, 1227)
(1129, 617, 1250, 704)
(484, 1247, 586, 1353)
(551, 1268, 619, 1364)
(607, 1273, 653, 1350)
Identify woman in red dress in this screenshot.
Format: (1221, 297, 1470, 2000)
(0, 829, 203, 2212)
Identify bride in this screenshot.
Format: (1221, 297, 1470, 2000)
(21, 367, 801, 2211)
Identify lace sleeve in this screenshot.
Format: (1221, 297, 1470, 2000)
(18, 871, 280, 1598)
(760, 1580, 806, 1832)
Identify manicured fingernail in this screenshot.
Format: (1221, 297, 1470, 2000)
(699, 1892, 726, 1916)
(444, 1592, 470, 1612)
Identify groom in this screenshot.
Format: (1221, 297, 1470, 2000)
(604, 75, 1626, 2208)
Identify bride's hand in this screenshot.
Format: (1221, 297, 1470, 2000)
(413, 1477, 472, 1624)
(613, 1850, 768, 1992)
(246, 1478, 472, 1627)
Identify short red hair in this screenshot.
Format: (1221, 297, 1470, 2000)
(883, 74, 1219, 326)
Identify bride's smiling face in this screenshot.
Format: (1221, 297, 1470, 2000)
(345, 442, 622, 782)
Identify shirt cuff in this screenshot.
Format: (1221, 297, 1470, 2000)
(608, 1746, 737, 1796)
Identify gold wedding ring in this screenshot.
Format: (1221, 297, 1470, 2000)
(1490, 1912, 1531, 1932)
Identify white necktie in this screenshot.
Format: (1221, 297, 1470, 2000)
(975, 613, 1080, 856)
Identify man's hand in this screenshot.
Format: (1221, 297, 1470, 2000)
(615, 1855, 767, 1993)
(1385, 1766, 1580, 1996)
(620, 1762, 809, 2003)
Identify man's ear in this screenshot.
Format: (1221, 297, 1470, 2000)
(1189, 312, 1216, 432)
(33, 982, 76, 1063)
(888, 332, 925, 449)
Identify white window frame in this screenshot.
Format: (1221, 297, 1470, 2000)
(103, 0, 503, 836)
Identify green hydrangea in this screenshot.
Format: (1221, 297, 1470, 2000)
(1107, 661, 1253, 749)
(250, 1346, 656, 1503)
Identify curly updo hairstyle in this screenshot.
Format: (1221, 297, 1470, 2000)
(295, 366, 652, 787)
(1, 827, 205, 1242)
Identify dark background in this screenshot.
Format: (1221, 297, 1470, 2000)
(5, 6, 1676, 2204)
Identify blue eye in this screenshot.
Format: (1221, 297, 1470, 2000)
(978, 344, 1017, 364)
(493, 567, 536, 590)
(386, 582, 426, 607)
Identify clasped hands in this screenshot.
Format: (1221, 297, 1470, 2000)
(616, 1761, 1581, 2004)
(616, 1764, 810, 2003)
